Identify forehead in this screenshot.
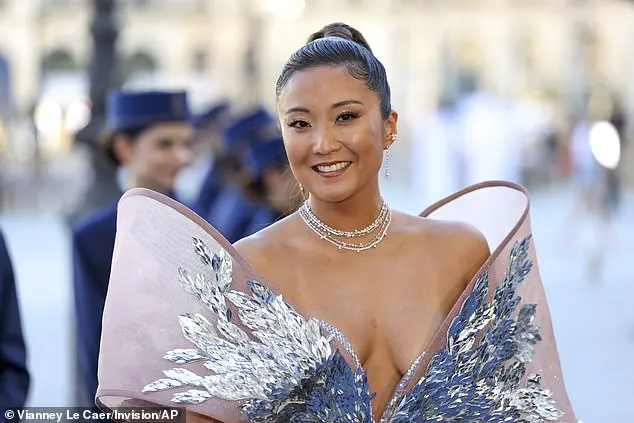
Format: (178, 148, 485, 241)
(279, 65, 376, 108)
(140, 122, 192, 139)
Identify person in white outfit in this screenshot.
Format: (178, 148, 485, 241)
(455, 79, 523, 186)
(409, 97, 461, 207)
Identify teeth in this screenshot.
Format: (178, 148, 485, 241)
(316, 162, 351, 173)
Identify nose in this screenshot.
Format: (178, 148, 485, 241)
(176, 143, 195, 167)
(313, 125, 341, 155)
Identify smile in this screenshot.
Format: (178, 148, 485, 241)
(313, 161, 352, 173)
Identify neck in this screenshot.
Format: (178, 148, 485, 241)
(125, 173, 170, 196)
(306, 180, 383, 232)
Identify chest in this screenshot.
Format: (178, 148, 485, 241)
(266, 251, 460, 376)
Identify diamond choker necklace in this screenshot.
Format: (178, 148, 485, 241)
(298, 200, 392, 252)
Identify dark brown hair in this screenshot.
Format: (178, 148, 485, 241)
(275, 22, 392, 119)
(99, 127, 148, 166)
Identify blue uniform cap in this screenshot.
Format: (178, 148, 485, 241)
(223, 107, 276, 155)
(105, 89, 191, 131)
(192, 101, 231, 130)
(242, 137, 288, 179)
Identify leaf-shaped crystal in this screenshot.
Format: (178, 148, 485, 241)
(142, 378, 183, 392)
(164, 368, 204, 386)
(171, 389, 212, 404)
(193, 237, 213, 267)
(178, 313, 216, 347)
(164, 348, 205, 364)
(213, 249, 232, 293)
(191, 237, 232, 293)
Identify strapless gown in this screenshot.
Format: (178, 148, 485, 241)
(95, 181, 580, 422)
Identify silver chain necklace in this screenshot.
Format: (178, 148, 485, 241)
(300, 200, 388, 238)
(298, 201, 392, 252)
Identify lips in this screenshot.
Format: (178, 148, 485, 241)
(312, 161, 352, 173)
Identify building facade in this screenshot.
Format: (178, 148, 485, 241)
(0, 0, 632, 180)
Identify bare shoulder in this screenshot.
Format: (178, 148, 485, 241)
(429, 218, 490, 258)
(395, 211, 491, 281)
(232, 214, 299, 269)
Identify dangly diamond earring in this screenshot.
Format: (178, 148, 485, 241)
(298, 183, 309, 200)
(384, 133, 397, 180)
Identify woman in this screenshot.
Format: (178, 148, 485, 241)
(202, 108, 279, 242)
(240, 136, 301, 237)
(73, 89, 194, 404)
(95, 24, 578, 422)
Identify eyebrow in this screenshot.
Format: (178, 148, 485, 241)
(284, 99, 364, 115)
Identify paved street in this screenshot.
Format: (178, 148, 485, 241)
(1, 182, 632, 421)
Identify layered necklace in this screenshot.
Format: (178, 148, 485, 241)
(298, 200, 392, 252)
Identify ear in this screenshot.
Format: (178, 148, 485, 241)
(383, 110, 399, 149)
(112, 134, 135, 165)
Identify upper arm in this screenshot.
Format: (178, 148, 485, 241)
(72, 230, 105, 297)
(451, 222, 491, 283)
(233, 233, 268, 272)
(427, 220, 490, 306)
(0, 233, 30, 408)
(0, 234, 26, 348)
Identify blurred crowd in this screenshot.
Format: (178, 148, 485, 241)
(409, 76, 629, 228)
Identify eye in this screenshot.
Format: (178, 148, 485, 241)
(287, 120, 310, 129)
(336, 111, 359, 122)
(156, 138, 174, 149)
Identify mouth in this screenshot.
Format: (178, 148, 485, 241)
(312, 161, 352, 177)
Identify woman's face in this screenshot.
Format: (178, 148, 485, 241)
(277, 65, 397, 203)
(117, 122, 194, 193)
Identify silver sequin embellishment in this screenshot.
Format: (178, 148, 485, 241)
(387, 235, 565, 422)
(319, 320, 361, 369)
(144, 237, 338, 408)
(163, 348, 205, 364)
(143, 234, 566, 422)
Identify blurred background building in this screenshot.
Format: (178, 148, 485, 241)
(0, 0, 632, 422)
(0, 0, 633, 206)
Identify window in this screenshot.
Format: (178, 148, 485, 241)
(124, 51, 158, 75)
(42, 49, 77, 72)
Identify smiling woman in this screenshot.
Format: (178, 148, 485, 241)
(279, 65, 396, 207)
(95, 23, 580, 423)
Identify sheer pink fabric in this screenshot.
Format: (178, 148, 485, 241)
(96, 181, 576, 422)
(415, 181, 576, 421)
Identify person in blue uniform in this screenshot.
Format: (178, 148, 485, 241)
(72, 90, 194, 405)
(242, 137, 301, 236)
(0, 230, 30, 414)
(224, 107, 280, 158)
(189, 101, 233, 216)
(204, 107, 280, 242)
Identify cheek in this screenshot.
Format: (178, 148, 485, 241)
(135, 145, 170, 173)
(349, 128, 384, 164)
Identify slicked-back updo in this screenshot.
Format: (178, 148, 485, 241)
(275, 22, 392, 120)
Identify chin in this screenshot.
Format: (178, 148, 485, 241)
(155, 179, 176, 194)
(308, 186, 356, 204)
(306, 175, 366, 203)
